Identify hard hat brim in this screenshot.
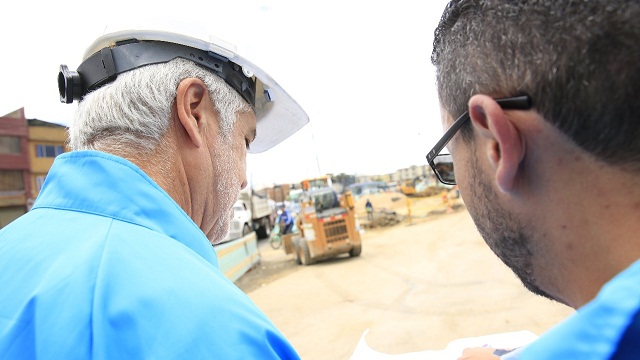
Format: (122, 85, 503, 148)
(231, 53, 309, 153)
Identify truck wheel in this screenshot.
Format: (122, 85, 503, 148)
(242, 223, 252, 236)
(256, 217, 271, 239)
(349, 244, 362, 257)
(293, 241, 302, 265)
(263, 219, 272, 237)
(299, 240, 315, 266)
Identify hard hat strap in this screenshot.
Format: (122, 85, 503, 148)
(59, 39, 256, 107)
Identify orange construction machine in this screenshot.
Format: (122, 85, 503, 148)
(282, 185, 362, 265)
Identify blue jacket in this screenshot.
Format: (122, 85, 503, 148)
(0, 151, 299, 359)
(505, 259, 640, 359)
(278, 209, 294, 226)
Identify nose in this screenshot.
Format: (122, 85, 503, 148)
(240, 178, 248, 190)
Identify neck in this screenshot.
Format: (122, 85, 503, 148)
(102, 131, 195, 222)
(535, 161, 640, 308)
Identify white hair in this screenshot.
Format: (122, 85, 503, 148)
(69, 58, 251, 152)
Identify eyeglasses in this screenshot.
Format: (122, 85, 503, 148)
(426, 95, 533, 185)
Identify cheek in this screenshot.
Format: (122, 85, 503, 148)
(239, 155, 247, 179)
(452, 152, 474, 198)
(450, 137, 480, 191)
(210, 143, 236, 193)
(234, 143, 247, 180)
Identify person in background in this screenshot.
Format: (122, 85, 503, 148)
(427, 1, 640, 358)
(278, 204, 295, 234)
(0, 23, 308, 359)
(365, 199, 374, 221)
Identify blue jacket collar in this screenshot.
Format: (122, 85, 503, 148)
(33, 150, 218, 267)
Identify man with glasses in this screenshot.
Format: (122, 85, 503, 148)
(429, 1, 640, 358)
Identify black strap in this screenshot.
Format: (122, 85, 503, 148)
(76, 40, 256, 107)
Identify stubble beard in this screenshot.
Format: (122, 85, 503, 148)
(465, 158, 555, 300)
(209, 146, 241, 245)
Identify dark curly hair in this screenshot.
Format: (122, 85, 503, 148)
(432, 0, 640, 169)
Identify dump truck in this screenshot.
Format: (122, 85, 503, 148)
(236, 189, 275, 239)
(282, 186, 362, 265)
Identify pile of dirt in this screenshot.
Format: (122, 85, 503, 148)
(368, 209, 403, 228)
(354, 192, 407, 216)
(354, 192, 407, 228)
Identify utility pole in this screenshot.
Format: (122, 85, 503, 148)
(309, 122, 322, 176)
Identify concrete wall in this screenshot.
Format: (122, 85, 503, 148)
(214, 232, 261, 283)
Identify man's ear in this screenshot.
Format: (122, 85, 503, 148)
(175, 78, 208, 148)
(468, 94, 525, 193)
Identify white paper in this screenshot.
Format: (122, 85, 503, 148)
(350, 329, 538, 360)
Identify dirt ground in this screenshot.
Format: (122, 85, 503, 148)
(235, 200, 574, 359)
(236, 192, 464, 293)
(235, 243, 299, 294)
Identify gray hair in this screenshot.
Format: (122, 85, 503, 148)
(432, 0, 640, 168)
(69, 58, 251, 153)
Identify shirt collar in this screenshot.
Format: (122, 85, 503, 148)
(33, 150, 218, 267)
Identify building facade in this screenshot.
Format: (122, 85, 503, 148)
(393, 164, 431, 183)
(0, 109, 31, 227)
(27, 119, 69, 203)
(0, 110, 69, 228)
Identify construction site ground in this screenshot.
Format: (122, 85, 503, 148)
(235, 195, 574, 360)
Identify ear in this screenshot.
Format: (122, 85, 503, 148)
(468, 94, 525, 193)
(175, 78, 208, 148)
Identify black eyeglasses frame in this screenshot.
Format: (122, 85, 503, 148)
(426, 95, 533, 185)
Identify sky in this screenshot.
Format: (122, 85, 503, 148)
(1, 0, 451, 189)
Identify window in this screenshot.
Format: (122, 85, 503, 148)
(35, 175, 46, 192)
(36, 144, 64, 158)
(0, 170, 24, 193)
(0, 136, 21, 154)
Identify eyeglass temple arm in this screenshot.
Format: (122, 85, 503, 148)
(426, 113, 468, 163)
(426, 95, 532, 163)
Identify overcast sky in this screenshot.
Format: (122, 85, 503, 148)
(1, 0, 450, 188)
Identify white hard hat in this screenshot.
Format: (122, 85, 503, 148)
(58, 21, 309, 153)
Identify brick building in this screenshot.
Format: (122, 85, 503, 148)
(27, 119, 69, 202)
(0, 109, 69, 228)
(0, 109, 31, 227)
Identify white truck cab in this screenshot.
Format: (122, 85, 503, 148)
(223, 200, 253, 242)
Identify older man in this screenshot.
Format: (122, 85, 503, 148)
(428, 1, 640, 359)
(0, 26, 307, 358)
